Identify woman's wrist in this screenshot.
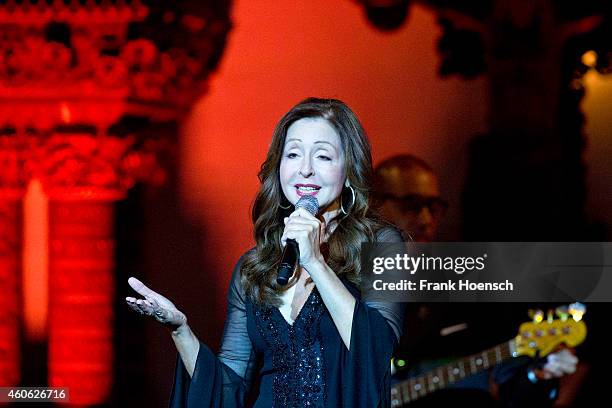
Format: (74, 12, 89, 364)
(302, 254, 327, 276)
(171, 322, 200, 377)
(171, 323, 200, 354)
(171, 322, 192, 339)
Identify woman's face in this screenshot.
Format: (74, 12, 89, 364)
(280, 117, 346, 212)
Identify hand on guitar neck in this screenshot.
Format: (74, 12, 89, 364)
(536, 348, 578, 380)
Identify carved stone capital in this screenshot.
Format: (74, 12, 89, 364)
(0, 0, 231, 127)
(0, 135, 30, 199)
(28, 132, 165, 201)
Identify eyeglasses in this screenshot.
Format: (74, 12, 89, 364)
(378, 193, 448, 218)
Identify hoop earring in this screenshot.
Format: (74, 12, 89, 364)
(279, 195, 292, 210)
(340, 183, 355, 215)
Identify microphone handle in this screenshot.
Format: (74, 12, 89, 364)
(277, 239, 299, 285)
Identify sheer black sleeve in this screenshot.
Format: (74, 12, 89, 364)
(362, 226, 405, 341)
(335, 226, 406, 408)
(169, 251, 257, 408)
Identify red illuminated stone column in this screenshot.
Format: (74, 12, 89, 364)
(0, 198, 23, 387)
(0, 0, 230, 403)
(0, 136, 26, 387)
(34, 132, 157, 405)
(47, 199, 115, 405)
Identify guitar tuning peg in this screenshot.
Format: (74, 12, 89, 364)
(528, 309, 544, 323)
(547, 309, 554, 323)
(569, 302, 586, 322)
(555, 305, 569, 321)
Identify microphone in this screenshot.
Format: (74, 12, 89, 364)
(277, 195, 319, 285)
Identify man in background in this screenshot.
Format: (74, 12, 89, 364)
(374, 155, 447, 242)
(374, 154, 581, 408)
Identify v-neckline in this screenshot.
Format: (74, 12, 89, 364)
(275, 286, 317, 328)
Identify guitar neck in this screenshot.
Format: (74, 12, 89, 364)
(391, 339, 516, 407)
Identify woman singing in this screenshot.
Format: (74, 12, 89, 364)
(126, 97, 403, 407)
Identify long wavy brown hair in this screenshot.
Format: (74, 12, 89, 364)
(241, 97, 390, 306)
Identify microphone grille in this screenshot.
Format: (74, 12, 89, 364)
(295, 195, 319, 215)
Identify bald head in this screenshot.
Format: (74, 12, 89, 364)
(375, 155, 439, 199)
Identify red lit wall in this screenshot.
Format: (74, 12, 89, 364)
(180, 1, 488, 305)
(178, 0, 612, 307)
(182, 0, 486, 292)
(181, 2, 612, 284)
(143, 1, 612, 403)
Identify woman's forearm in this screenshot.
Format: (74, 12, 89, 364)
(171, 324, 201, 377)
(305, 259, 356, 350)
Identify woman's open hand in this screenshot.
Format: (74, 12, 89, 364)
(125, 277, 187, 331)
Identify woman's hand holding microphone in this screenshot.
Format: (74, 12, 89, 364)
(280, 206, 327, 274)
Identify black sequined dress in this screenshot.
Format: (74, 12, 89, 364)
(170, 229, 403, 407)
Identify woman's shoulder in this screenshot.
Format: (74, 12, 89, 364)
(228, 248, 257, 299)
(364, 212, 405, 243)
(232, 248, 257, 279)
(373, 223, 404, 243)
(237, 247, 257, 264)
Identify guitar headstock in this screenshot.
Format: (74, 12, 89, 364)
(515, 303, 587, 358)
